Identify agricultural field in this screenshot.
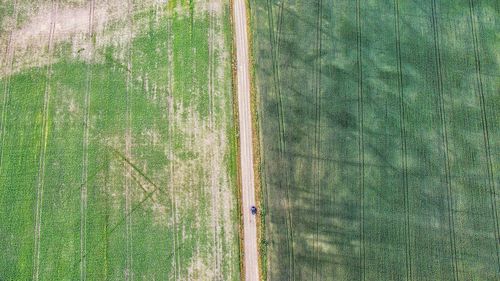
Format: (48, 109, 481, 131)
(250, 0, 499, 280)
(0, 0, 240, 280)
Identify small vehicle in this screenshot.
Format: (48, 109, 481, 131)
(250, 206, 257, 215)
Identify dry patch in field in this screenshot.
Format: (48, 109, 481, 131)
(52, 86, 81, 131)
(0, 0, 156, 77)
(193, 0, 223, 16)
(172, 102, 233, 280)
(187, 247, 213, 280)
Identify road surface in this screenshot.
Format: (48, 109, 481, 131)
(232, 0, 260, 280)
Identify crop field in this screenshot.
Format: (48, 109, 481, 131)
(250, 0, 499, 280)
(0, 0, 240, 280)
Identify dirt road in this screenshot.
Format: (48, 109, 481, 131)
(232, 0, 259, 280)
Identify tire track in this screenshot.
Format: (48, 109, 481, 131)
(168, 95, 180, 281)
(393, 1, 412, 280)
(266, 1, 294, 279)
(80, 1, 95, 279)
(166, 17, 180, 280)
(32, 2, 57, 280)
(103, 154, 111, 280)
(355, 0, 366, 280)
(125, 1, 134, 280)
(208, 8, 215, 127)
(125, 66, 134, 281)
(313, 0, 323, 280)
(430, 1, 458, 280)
(274, 1, 284, 60)
(0, 0, 18, 171)
(467, 0, 500, 273)
(207, 6, 221, 280)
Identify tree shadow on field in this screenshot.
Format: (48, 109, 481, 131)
(253, 0, 500, 280)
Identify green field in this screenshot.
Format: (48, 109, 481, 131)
(250, 0, 499, 280)
(0, 0, 240, 280)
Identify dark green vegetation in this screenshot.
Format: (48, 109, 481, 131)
(250, 0, 499, 280)
(0, 0, 239, 280)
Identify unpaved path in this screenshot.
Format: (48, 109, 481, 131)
(232, 0, 259, 280)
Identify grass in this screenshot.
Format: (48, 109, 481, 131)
(250, 0, 499, 280)
(0, 1, 239, 280)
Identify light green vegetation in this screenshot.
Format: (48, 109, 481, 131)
(250, 0, 499, 280)
(0, 0, 239, 280)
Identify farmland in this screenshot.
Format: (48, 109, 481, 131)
(250, 0, 499, 280)
(0, 0, 240, 280)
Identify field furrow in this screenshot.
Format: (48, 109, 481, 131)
(124, 2, 134, 280)
(355, 1, 366, 280)
(393, 1, 412, 279)
(430, 1, 459, 279)
(163, 16, 178, 281)
(313, 1, 323, 281)
(80, 1, 95, 279)
(33, 3, 57, 280)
